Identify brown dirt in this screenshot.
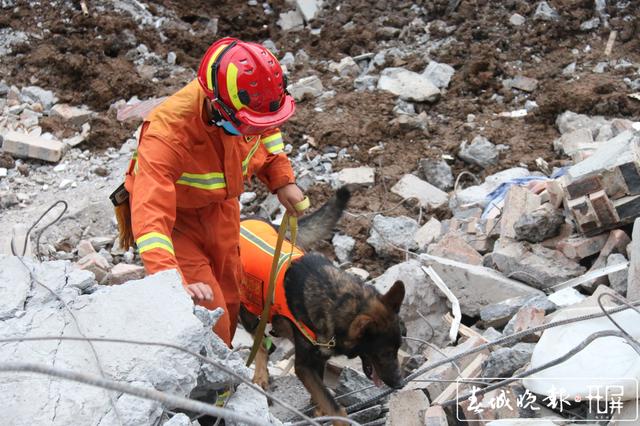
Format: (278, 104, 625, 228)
(1, 0, 639, 273)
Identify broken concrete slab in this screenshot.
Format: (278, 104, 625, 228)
(75, 252, 110, 283)
(328, 56, 360, 78)
(277, 10, 304, 31)
(0, 256, 31, 320)
(20, 86, 58, 110)
(556, 110, 611, 137)
(371, 260, 449, 349)
(378, 67, 440, 102)
(387, 389, 430, 426)
(391, 174, 449, 211)
(295, 0, 322, 22)
(420, 254, 544, 317)
(533, 1, 560, 21)
(492, 240, 586, 290)
(525, 303, 640, 401)
(267, 375, 309, 422)
(0, 266, 250, 426)
(336, 166, 375, 186)
(428, 233, 483, 265)
(367, 215, 419, 257)
(1, 130, 64, 162)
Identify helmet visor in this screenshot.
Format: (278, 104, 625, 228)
(233, 94, 296, 135)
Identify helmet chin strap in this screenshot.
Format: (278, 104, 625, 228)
(205, 99, 241, 135)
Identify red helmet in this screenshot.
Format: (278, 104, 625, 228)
(197, 37, 295, 135)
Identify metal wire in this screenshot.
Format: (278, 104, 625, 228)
(343, 300, 640, 414)
(440, 329, 639, 407)
(0, 362, 266, 426)
(0, 335, 320, 426)
(597, 293, 640, 350)
(9, 200, 123, 426)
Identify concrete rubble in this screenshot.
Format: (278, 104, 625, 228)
(0, 263, 251, 425)
(1, 1, 640, 424)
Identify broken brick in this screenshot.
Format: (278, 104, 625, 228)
(428, 233, 483, 265)
(1, 131, 64, 163)
(565, 174, 603, 199)
(109, 263, 145, 285)
(589, 190, 619, 226)
(557, 233, 609, 260)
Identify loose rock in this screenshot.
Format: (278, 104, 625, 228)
(390, 174, 449, 211)
(458, 136, 499, 168)
(482, 343, 535, 378)
(533, 1, 560, 21)
(367, 215, 419, 256)
(288, 75, 323, 101)
(378, 68, 440, 102)
(420, 158, 454, 191)
(332, 233, 355, 263)
(422, 61, 455, 89)
(514, 204, 565, 243)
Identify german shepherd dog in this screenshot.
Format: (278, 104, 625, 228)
(239, 188, 406, 425)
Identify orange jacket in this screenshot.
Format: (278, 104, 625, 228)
(124, 80, 295, 280)
(239, 219, 317, 341)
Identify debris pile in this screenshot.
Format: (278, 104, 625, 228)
(0, 262, 252, 425)
(1, 0, 640, 424)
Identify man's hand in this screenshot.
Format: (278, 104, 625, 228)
(185, 282, 213, 302)
(276, 183, 306, 217)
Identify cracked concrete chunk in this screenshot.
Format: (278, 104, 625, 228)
(0, 256, 31, 319)
(0, 264, 251, 426)
(372, 260, 449, 349)
(226, 383, 271, 426)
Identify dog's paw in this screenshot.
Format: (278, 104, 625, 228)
(252, 372, 270, 390)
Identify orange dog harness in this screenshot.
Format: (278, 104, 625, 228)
(239, 219, 318, 342)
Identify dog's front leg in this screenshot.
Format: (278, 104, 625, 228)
(252, 343, 270, 390)
(295, 355, 348, 426)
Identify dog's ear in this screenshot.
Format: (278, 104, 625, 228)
(381, 280, 405, 314)
(348, 314, 373, 341)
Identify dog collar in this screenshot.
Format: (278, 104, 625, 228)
(294, 318, 336, 348)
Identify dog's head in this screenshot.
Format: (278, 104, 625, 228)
(345, 280, 406, 389)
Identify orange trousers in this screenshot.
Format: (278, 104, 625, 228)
(172, 199, 242, 347)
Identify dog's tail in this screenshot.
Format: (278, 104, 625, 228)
(296, 186, 351, 250)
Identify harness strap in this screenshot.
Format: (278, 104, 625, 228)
(246, 197, 310, 366)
